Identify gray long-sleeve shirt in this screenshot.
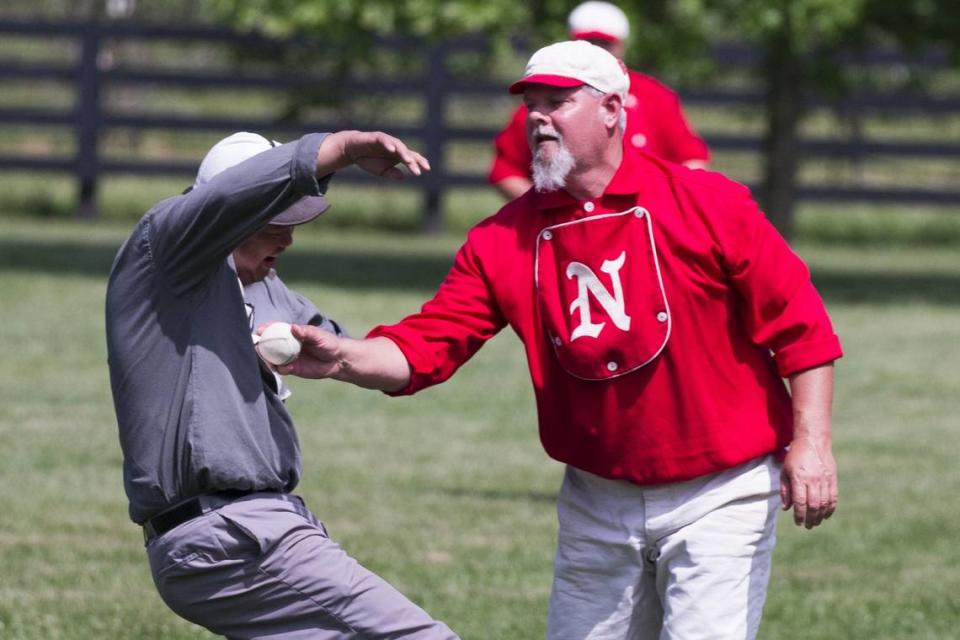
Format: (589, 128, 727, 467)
(105, 133, 331, 524)
(243, 271, 345, 338)
(244, 270, 347, 401)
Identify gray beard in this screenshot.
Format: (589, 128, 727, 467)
(531, 138, 576, 193)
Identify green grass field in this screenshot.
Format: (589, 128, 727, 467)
(1, 214, 959, 639)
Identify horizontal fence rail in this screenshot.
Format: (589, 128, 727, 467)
(0, 17, 958, 225)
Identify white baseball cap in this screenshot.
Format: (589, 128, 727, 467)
(509, 40, 630, 101)
(193, 131, 330, 226)
(568, 1, 630, 43)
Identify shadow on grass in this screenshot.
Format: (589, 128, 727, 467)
(269, 251, 453, 293)
(438, 487, 558, 504)
(811, 269, 960, 306)
(2, 237, 959, 304)
(0, 238, 454, 294)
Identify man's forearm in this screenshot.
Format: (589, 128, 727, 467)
(682, 159, 708, 170)
(334, 336, 412, 392)
(788, 363, 834, 445)
(495, 176, 532, 200)
(282, 326, 411, 390)
(782, 362, 837, 528)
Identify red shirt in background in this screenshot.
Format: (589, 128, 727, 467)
(372, 147, 841, 487)
(488, 69, 711, 185)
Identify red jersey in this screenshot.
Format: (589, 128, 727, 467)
(371, 148, 842, 486)
(489, 69, 710, 185)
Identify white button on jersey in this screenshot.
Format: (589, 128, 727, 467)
(542, 230, 553, 240)
(554, 336, 563, 346)
(656, 311, 668, 322)
(607, 361, 619, 372)
(635, 208, 646, 219)
(631, 133, 648, 148)
(584, 202, 595, 213)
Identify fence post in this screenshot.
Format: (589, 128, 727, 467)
(422, 40, 447, 233)
(847, 51, 866, 182)
(75, 21, 102, 219)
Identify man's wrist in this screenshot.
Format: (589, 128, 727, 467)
(315, 131, 355, 174)
(789, 432, 833, 451)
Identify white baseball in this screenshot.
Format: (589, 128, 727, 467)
(257, 322, 301, 366)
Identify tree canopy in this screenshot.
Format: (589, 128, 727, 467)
(208, 0, 526, 50)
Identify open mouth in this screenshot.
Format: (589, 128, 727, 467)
(263, 256, 278, 267)
(533, 130, 562, 149)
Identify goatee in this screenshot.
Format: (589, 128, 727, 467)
(531, 135, 576, 193)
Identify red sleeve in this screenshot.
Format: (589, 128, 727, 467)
(634, 72, 710, 165)
(708, 177, 841, 376)
(367, 229, 507, 394)
(488, 104, 534, 184)
(657, 90, 710, 164)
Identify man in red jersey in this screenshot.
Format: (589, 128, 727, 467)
(489, 1, 710, 200)
(277, 40, 842, 640)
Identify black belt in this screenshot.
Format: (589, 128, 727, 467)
(142, 489, 256, 544)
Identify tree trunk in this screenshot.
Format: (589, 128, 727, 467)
(760, 27, 804, 239)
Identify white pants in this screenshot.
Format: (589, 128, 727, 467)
(546, 456, 780, 640)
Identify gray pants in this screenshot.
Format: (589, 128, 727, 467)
(146, 493, 458, 639)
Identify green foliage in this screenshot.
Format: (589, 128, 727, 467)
(202, 0, 960, 118)
(208, 0, 526, 44)
(201, 0, 960, 101)
(204, 0, 529, 115)
(627, 0, 959, 82)
(0, 0, 210, 21)
(729, 0, 864, 45)
(863, 0, 960, 58)
(612, 0, 960, 232)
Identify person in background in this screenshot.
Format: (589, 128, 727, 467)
(488, 1, 710, 200)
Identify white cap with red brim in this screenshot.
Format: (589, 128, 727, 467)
(568, 1, 630, 42)
(193, 131, 330, 226)
(509, 40, 630, 101)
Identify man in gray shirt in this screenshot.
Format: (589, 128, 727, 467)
(105, 130, 457, 639)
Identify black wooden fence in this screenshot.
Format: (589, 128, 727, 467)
(0, 18, 958, 228)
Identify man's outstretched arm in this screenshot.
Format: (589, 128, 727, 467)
(277, 325, 411, 392)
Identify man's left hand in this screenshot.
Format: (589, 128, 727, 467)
(318, 130, 430, 180)
(780, 436, 837, 529)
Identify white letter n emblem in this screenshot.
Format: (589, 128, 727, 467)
(566, 251, 632, 341)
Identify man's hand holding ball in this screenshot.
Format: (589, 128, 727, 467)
(255, 322, 302, 367)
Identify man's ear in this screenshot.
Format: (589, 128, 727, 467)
(600, 93, 623, 130)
